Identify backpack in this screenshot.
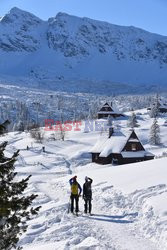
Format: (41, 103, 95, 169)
(71, 183, 78, 195)
(84, 182, 92, 197)
(85, 182, 91, 192)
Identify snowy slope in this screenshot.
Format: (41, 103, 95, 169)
(0, 8, 167, 94)
(1, 109, 167, 249)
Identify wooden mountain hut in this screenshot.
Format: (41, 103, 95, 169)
(98, 102, 124, 119)
(91, 130, 154, 165)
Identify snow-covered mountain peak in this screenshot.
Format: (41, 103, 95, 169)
(55, 12, 74, 19)
(7, 7, 30, 16)
(1, 7, 42, 25)
(1, 8, 167, 93)
(48, 12, 84, 32)
(0, 7, 45, 52)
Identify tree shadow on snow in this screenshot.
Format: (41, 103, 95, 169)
(89, 212, 138, 224)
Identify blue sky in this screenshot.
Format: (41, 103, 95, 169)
(0, 0, 167, 36)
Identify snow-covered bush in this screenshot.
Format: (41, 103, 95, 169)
(30, 128, 45, 143)
(127, 111, 139, 128)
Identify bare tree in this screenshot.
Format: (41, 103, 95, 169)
(60, 112, 66, 141)
(30, 127, 45, 143)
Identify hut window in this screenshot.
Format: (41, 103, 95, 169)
(131, 144, 137, 151)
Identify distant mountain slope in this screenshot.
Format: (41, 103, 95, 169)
(0, 7, 167, 94)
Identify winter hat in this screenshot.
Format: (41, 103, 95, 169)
(85, 176, 88, 181)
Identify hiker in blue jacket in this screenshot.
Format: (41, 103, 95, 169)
(69, 176, 82, 214)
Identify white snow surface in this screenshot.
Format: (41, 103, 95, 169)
(121, 151, 153, 158)
(1, 109, 167, 250)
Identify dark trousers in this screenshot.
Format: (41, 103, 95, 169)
(71, 194, 79, 213)
(84, 198, 92, 213)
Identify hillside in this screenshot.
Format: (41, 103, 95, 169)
(1, 109, 167, 249)
(0, 8, 167, 94)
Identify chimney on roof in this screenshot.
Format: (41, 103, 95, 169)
(109, 127, 114, 138)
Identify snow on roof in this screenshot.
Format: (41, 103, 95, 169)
(99, 102, 123, 115)
(103, 104, 110, 107)
(128, 138, 139, 142)
(91, 130, 128, 157)
(91, 131, 128, 157)
(121, 151, 154, 158)
(97, 111, 121, 114)
(99, 134, 127, 157)
(90, 135, 108, 153)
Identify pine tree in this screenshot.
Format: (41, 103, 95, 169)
(0, 120, 10, 135)
(127, 111, 139, 128)
(149, 104, 159, 118)
(107, 115, 112, 127)
(149, 118, 161, 145)
(149, 94, 160, 118)
(0, 141, 40, 250)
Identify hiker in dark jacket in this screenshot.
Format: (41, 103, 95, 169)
(83, 176, 93, 214)
(69, 176, 82, 214)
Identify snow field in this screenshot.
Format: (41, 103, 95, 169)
(1, 109, 167, 249)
